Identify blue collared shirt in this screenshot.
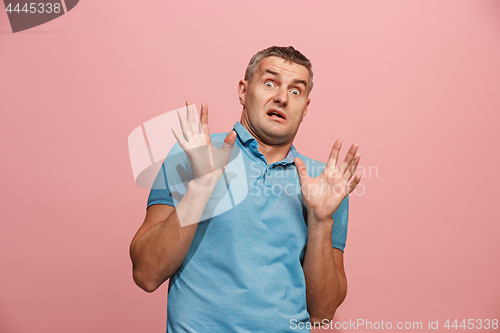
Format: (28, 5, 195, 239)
(147, 121, 349, 332)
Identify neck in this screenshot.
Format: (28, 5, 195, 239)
(240, 118, 294, 164)
(257, 140, 293, 164)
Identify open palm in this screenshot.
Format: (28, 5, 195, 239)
(171, 101, 236, 187)
(295, 139, 362, 223)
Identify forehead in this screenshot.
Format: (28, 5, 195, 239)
(256, 56, 309, 83)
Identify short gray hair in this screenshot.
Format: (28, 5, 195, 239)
(245, 46, 313, 94)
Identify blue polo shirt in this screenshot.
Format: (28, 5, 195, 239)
(147, 121, 349, 332)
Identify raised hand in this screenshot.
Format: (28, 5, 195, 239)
(294, 139, 362, 224)
(171, 101, 237, 188)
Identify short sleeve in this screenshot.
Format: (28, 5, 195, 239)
(147, 161, 175, 209)
(146, 142, 191, 209)
(331, 195, 349, 252)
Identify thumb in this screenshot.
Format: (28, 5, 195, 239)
(221, 130, 237, 152)
(294, 157, 309, 184)
(213, 130, 237, 172)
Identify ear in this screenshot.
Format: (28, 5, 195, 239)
(238, 79, 248, 107)
(301, 98, 311, 122)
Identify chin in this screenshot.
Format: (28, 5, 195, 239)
(261, 126, 293, 143)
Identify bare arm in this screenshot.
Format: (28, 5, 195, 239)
(130, 101, 236, 292)
(130, 204, 186, 293)
(130, 181, 216, 292)
(302, 219, 347, 324)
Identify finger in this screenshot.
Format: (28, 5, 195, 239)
(339, 143, 359, 173)
(325, 139, 343, 169)
(200, 102, 211, 137)
(347, 173, 363, 195)
(213, 131, 237, 171)
(214, 130, 237, 158)
(177, 108, 192, 140)
(222, 130, 237, 149)
(171, 127, 186, 149)
(294, 157, 310, 184)
(344, 153, 361, 180)
(186, 101, 198, 134)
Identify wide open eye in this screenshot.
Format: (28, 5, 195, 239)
(291, 89, 301, 96)
(264, 81, 275, 88)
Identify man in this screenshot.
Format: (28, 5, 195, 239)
(130, 46, 362, 332)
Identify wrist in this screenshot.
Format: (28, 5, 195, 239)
(306, 217, 334, 245)
(189, 172, 220, 190)
(187, 178, 217, 198)
(307, 215, 334, 231)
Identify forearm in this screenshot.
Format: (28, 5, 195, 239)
(303, 217, 347, 324)
(130, 181, 215, 292)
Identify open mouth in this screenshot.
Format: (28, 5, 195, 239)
(267, 110, 286, 120)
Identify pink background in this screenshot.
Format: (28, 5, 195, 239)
(1, 0, 500, 332)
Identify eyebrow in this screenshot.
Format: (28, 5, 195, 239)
(263, 69, 308, 89)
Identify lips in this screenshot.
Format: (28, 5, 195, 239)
(266, 109, 286, 120)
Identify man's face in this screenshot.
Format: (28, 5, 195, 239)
(239, 56, 311, 145)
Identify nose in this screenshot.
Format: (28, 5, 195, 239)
(273, 87, 288, 107)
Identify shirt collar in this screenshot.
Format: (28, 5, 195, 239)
(233, 121, 255, 145)
(232, 121, 298, 164)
